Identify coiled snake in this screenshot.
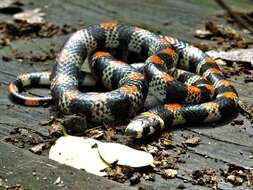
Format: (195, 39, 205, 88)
(8, 22, 239, 138)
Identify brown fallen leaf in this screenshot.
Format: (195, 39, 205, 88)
(191, 168, 217, 188)
(194, 21, 242, 40)
(207, 49, 253, 66)
(104, 127, 117, 141)
(0, 20, 77, 43)
(227, 174, 244, 185)
(158, 137, 175, 149)
(141, 144, 159, 154)
(104, 165, 134, 183)
(194, 29, 213, 39)
(183, 136, 201, 146)
(29, 143, 46, 155)
(85, 128, 104, 139)
(48, 119, 64, 137)
(238, 100, 253, 122)
(13, 8, 46, 23)
(162, 169, 177, 179)
(222, 164, 250, 186)
(194, 21, 252, 51)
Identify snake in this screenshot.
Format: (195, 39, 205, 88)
(8, 22, 239, 138)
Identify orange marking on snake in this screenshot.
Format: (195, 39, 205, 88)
(204, 84, 215, 94)
(160, 48, 176, 55)
(100, 22, 118, 29)
(218, 79, 231, 86)
(7, 83, 17, 95)
(150, 55, 164, 64)
(94, 51, 111, 57)
(25, 98, 40, 106)
(222, 92, 238, 100)
(187, 85, 201, 94)
(161, 73, 174, 81)
(127, 72, 145, 81)
(164, 103, 182, 111)
(207, 68, 222, 75)
(202, 102, 219, 110)
(120, 85, 138, 94)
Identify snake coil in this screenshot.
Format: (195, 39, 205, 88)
(8, 22, 238, 138)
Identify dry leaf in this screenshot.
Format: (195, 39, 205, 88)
(183, 136, 201, 146)
(194, 21, 242, 40)
(29, 143, 46, 155)
(104, 127, 116, 141)
(227, 174, 244, 185)
(13, 8, 46, 23)
(84, 127, 104, 139)
(238, 100, 253, 122)
(191, 168, 217, 187)
(48, 119, 64, 136)
(141, 144, 159, 154)
(207, 49, 253, 66)
(163, 169, 177, 178)
(194, 29, 213, 39)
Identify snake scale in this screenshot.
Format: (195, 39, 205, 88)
(8, 22, 239, 138)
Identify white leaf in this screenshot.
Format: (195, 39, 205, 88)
(49, 136, 108, 176)
(98, 142, 154, 167)
(13, 8, 46, 23)
(49, 136, 154, 177)
(0, 0, 16, 8)
(207, 49, 253, 66)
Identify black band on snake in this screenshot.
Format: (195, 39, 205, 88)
(8, 22, 239, 138)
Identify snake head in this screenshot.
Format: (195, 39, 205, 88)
(125, 112, 164, 138)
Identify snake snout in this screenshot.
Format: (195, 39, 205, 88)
(125, 119, 146, 138)
(125, 113, 163, 138)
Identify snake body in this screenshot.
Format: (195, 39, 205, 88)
(8, 22, 238, 138)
